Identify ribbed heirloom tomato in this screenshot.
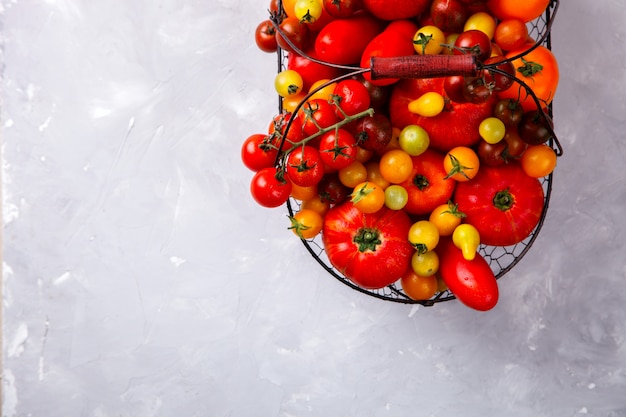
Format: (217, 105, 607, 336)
(322, 202, 415, 289)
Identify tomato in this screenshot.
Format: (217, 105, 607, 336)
(408, 91, 445, 117)
(401, 269, 438, 301)
(411, 250, 439, 277)
(477, 139, 507, 166)
(454, 29, 492, 61)
(408, 220, 440, 254)
(307, 79, 337, 102)
(323, 0, 363, 18)
(276, 16, 311, 53)
(351, 113, 393, 154)
(351, 181, 385, 213)
(241, 133, 279, 171)
(299, 98, 339, 137)
(318, 128, 358, 170)
(379, 149, 414, 184)
(384, 185, 409, 210)
(400, 149, 456, 216)
(290, 183, 318, 201)
(436, 238, 498, 311)
(463, 11, 496, 40)
(443, 75, 468, 104)
(413, 25, 446, 55)
(332, 79, 372, 119)
(275, 69, 304, 98)
(493, 98, 523, 127)
(503, 127, 527, 158)
(494, 18, 528, 52)
(282, 92, 308, 113)
(520, 144, 557, 178)
(317, 172, 351, 205)
(268, 111, 306, 152)
(255, 20, 278, 53)
(518, 109, 554, 145)
(454, 162, 545, 246)
(398, 124, 429, 156)
(287, 49, 344, 92)
(285, 145, 325, 187)
(486, 0, 550, 23)
(478, 117, 506, 144)
(294, 0, 324, 24)
(365, 160, 391, 189)
(443, 146, 480, 182)
(482, 55, 515, 92)
(452, 223, 480, 260)
(301, 194, 331, 216)
(281, 0, 299, 17)
(430, 0, 469, 33)
(250, 167, 293, 208)
(498, 45, 559, 112)
(314, 14, 385, 65)
(322, 202, 415, 289)
(338, 160, 368, 187)
(429, 201, 465, 237)
(462, 76, 493, 104)
(289, 208, 324, 239)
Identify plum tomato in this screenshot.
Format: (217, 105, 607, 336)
(285, 145, 325, 187)
(250, 167, 292, 208)
(454, 162, 544, 246)
(520, 144, 557, 178)
(322, 202, 415, 289)
(318, 128, 358, 171)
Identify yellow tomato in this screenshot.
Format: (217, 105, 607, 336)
(452, 223, 481, 261)
(413, 25, 446, 55)
(408, 92, 445, 117)
(429, 201, 465, 237)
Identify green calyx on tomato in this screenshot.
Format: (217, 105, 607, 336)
(444, 154, 473, 181)
(413, 174, 429, 191)
(517, 57, 543, 78)
(350, 182, 373, 204)
(493, 188, 514, 211)
(353, 228, 382, 252)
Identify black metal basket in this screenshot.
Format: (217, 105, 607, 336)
(273, 0, 562, 305)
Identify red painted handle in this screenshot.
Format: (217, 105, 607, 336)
(370, 54, 479, 80)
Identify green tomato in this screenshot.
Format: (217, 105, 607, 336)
(384, 185, 409, 210)
(479, 117, 506, 144)
(398, 124, 430, 156)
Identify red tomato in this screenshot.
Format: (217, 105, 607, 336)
(314, 14, 385, 65)
(332, 79, 371, 118)
(276, 16, 311, 53)
(436, 238, 499, 311)
(454, 162, 544, 246)
(287, 48, 345, 92)
(241, 133, 278, 171)
(322, 202, 414, 289)
(250, 167, 292, 208)
(254, 20, 278, 53)
(360, 23, 417, 86)
(318, 128, 358, 170)
(285, 146, 325, 187)
(323, 0, 364, 18)
(298, 98, 340, 137)
(362, 0, 430, 21)
(399, 149, 456, 216)
(350, 113, 393, 154)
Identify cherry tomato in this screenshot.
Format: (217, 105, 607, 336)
(493, 98, 524, 127)
(282, 92, 308, 113)
(408, 91, 445, 117)
(430, 0, 469, 33)
(268, 111, 306, 152)
(401, 269, 439, 301)
(462, 76, 493, 104)
(351, 113, 393, 154)
(365, 160, 391, 189)
(250, 167, 292, 208)
(276, 16, 311, 53)
(307, 79, 337, 102)
(314, 14, 384, 65)
(254, 19, 278, 53)
(289, 208, 324, 239)
(477, 139, 508, 166)
(482, 55, 515, 92)
(332, 79, 372, 118)
(452, 223, 480, 260)
(241, 133, 278, 172)
(398, 124, 430, 156)
(379, 149, 414, 184)
(486, 0, 550, 22)
(285, 145, 325, 187)
(319, 128, 358, 171)
(294, 0, 324, 24)
(301, 194, 331, 216)
(454, 29, 492, 61)
(521, 144, 557, 178)
(323, 0, 363, 18)
(411, 250, 440, 277)
(479, 116, 506, 144)
(494, 18, 528, 52)
(413, 25, 446, 55)
(318, 173, 351, 205)
(429, 201, 466, 237)
(299, 98, 339, 137)
(351, 181, 385, 213)
(290, 183, 318, 201)
(338, 160, 368, 188)
(275, 69, 304, 98)
(503, 127, 527, 158)
(463, 11, 496, 40)
(384, 185, 409, 210)
(443, 75, 468, 104)
(444, 146, 480, 181)
(287, 49, 344, 92)
(518, 109, 554, 145)
(408, 220, 440, 254)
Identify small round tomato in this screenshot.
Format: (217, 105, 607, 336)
(443, 75, 468, 103)
(318, 173, 351, 205)
(487, 0, 550, 23)
(332, 79, 371, 118)
(338, 160, 368, 188)
(301, 194, 331, 216)
(518, 109, 555, 145)
(379, 149, 414, 184)
(384, 185, 409, 211)
(493, 98, 524, 127)
(408, 91, 445, 117)
(351, 181, 385, 214)
(479, 117, 506, 144)
(351, 114, 393, 154)
(365, 160, 391, 189)
(444, 146, 480, 182)
(463, 11, 496, 40)
(408, 220, 440, 254)
(250, 167, 292, 208)
(494, 18, 528, 52)
(398, 124, 430, 156)
(452, 223, 480, 260)
(401, 269, 438, 301)
(276, 16, 311, 53)
(429, 201, 466, 237)
(289, 209, 324, 239)
(477, 139, 508, 166)
(503, 127, 527, 157)
(294, 0, 324, 24)
(521, 144, 557, 178)
(285, 146, 325, 187)
(413, 25, 446, 55)
(282, 92, 308, 113)
(482, 55, 515, 92)
(411, 250, 440, 277)
(319, 128, 358, 171)
(275, 69, 304, 98)
(254, 19, 278, 53)
(299, 98, 339, 137)
(307, 79, 337, 102)
(290, 183, 318, 201)
(241, 133, 278, 172)
(462, 76, 493, 104)
(454, 29, 492, 61)
(323, 0, 362, 17)
(268, 111, 306, 152)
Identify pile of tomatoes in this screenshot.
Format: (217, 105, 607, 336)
(242, 0, 561, 311)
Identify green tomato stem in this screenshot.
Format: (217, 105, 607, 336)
(353, 227, 382, 253)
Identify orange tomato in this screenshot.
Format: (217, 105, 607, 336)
(498, 45, 559, 112)
(350, 182, 385, 214)
(401, 269, 438, 301)
(289, 209, 323, 239)
(486, 0, 550, 23)
(494, 18, 529, 52)
(301, 194, 331, 216)
(443, 146, 480, 182)
(291, 183, 318, 201)
(521, 144, 557, 178)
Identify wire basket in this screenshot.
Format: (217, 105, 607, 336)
(272, 0, 562, 305)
